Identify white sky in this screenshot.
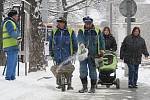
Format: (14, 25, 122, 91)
(89, 9, 105, 24)
(145, 0, 150, 3)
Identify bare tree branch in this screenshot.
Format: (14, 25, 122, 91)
(47, 5, 89, 15)
(67, 0, 93, 13)
(66, 0, 87, 10)
(46, 0, 93, 15)
(67, 5, 90, 13)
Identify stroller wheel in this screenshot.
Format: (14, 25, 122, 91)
(116, 78, 120, 89)
(106, 85, 110, 88)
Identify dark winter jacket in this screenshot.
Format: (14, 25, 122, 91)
(103, 34, 117, 51)
(77, 25, 105, 57)
(120, 34, 149, 64)
(49, 26, 78, 64)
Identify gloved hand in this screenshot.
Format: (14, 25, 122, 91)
(78, 43, 86, 54)
(78, 43, 88, 62)
(17, 37, 22, 44)
(17, 37, 22, 43)
(97, 50, 104, 58)
(49, 51, 54, 57)
(17, 37, 22, 41)
(79, 43, 85, 50)
(101, 50, 105, 56)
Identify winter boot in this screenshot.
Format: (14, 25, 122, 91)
(88, 85, 96, 93)
(67, 84, 74, 90)
(88, 79, 97, 93)
(79, 84, 88, 93)
(79, 77, 88, 93)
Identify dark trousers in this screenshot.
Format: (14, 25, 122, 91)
(127, 64, 139, 86)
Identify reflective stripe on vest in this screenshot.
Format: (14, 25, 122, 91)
(79, 27, 101, 54)
(2, 20, 18, 48)
(52, 27, 74, 56)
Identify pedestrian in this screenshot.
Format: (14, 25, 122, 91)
(78, 16, 105, 93)
(97, 26, 117, 84)
(103, 27, 117, 51)
(49, 17, 78, 90)
(120, 27, 149, 88)
(2, 10, 21, 80)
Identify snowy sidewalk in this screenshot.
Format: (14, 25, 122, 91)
(0, 61, 150, 100)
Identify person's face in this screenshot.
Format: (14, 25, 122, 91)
(85, 22, 92, 29)
(133, 29, 140, 36)
(104, 28, 110, 35)
(57, 22, 65, 29)
(12, 15, 19, 22)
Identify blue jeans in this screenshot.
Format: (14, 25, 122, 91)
(127, 64, 139, 86)
(79, 57, 97, 80)
(5, 50, 18, 80)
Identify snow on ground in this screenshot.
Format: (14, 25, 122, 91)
(0, 60, 150, 100)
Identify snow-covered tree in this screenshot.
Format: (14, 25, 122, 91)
(0, 0, 6, 66)
(41, 0, 107, 24)
(26, 0, 46, 72)
(45, 0, 90, 21)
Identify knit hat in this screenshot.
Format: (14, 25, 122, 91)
(57, 17, 67, 23)
(8, 10, 18, 17)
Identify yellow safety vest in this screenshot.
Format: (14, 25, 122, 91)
(52, 27, 74, 56)
(79, 27, 101, 54)
(2, 20, 18, 49)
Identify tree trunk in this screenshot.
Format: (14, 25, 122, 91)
(0, 0, 6, 66)
(62, 0, 68, 20)
(63, 12, 68, 20)
(56, 0, 62, 18)
(26, 0, 46, 72)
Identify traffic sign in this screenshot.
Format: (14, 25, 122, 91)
(125, 18, 136, 22)
(119, 0, 137, 17)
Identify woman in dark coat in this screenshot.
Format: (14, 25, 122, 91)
(98, 27, 117, 83)
(103, 27, 117, 51)
(120, 27, 149, 88)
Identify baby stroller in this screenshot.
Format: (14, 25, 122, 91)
(95, 50, 120, 89)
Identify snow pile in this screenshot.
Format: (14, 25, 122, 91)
(0, 60, 150, 100)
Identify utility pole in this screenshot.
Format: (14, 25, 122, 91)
(110, 2, 113, 32)
(126, 0, 132, 35)
(119, 0, 137, 35)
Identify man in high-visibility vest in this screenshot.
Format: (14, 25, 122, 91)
(2, 10, 21, 80)
(49, 17, 78, 90)
(78, 16, 105, 93)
